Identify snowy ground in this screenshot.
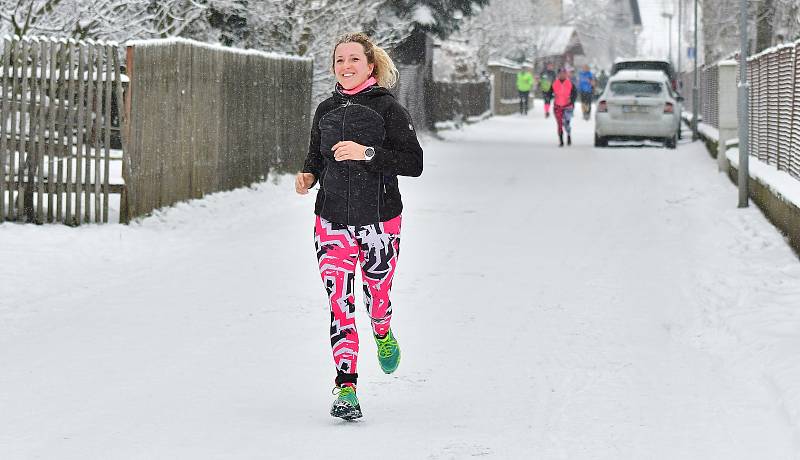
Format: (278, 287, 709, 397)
(2, 106, 800, 459)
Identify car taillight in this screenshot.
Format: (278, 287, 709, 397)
(664, 102, 674, 113)
(598, 101, 608, 113)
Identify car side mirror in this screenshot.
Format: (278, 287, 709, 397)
(676, 95, 684, 102)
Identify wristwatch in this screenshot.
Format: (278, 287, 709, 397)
(364, 146, 376, 161)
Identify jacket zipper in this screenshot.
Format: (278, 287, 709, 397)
(377, 177, 382, 219)
(342, 100, 351, 225)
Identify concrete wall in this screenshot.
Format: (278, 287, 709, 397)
(727, 164, 800, 255)
(487, 64, 523, 116)
(688, 112, 800, 256)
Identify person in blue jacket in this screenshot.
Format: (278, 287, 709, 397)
(577, 64, 596, 120)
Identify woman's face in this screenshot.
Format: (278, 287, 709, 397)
(333, 42, 375, 90)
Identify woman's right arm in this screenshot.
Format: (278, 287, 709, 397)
(298, 105, 326, 192)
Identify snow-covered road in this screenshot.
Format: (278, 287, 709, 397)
(2, 110, 799, 459)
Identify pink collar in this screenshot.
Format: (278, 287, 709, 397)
(341, 76, 378, 95)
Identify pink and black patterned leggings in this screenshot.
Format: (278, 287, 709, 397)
(314, 214, 401, 387)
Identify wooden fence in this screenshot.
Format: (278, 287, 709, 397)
(679, 69, 706, 124)
(429, 80, 491, 126)
(395, 63, 430, 129)
(746, 43, 800, 179)
(1, 37, 313, 225)
(124, 39, 313, 221)
(0, 35, 125, 225)
(679, 65, 718, 129)
(691, 41, 800, 181)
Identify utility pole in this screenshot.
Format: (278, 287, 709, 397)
(662, 12, 674, 64)
(678, 0, 683, 75)
(738, 0, 750, 207)
(692, 0, 699, 140)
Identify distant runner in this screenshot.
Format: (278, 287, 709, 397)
(539, 62, 556, 118)
(552, 67, 577, 147)
(595, 69, 609, 100)
(516, 66, 534, 115)
(578, 64, 595, 120)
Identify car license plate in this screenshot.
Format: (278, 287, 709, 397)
(623, 105, 647, 113)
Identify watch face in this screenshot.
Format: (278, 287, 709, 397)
(365, 147, 375, 159)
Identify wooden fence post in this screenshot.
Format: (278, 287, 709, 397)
(82, 41, 95, 224)
(19, 37, 33, 221)
(35, 38, 47, 224)
(46, 38, 58, 222)
(102, 43, 113, 223)
(0, 37, 11, 222)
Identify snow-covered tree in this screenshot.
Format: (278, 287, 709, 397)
(387, 0, 489, 39)
(455, 0, 548, 66)
(701, 0, 800, 63)
(0, 0, 89, 38)
(381, 0, 489, 68)
(0, 0, 500, 106)
(0, 0, 211, 41)
(760, 0, 800, 48)
(240, 1, 414, 104)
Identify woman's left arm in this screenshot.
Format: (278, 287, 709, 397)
(365, 102, 423, 177)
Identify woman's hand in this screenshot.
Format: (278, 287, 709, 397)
(295, 172, 315, 195)
(332, 141, 367, 161)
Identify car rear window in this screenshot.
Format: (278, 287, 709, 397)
(612, 62, 674, 78)
(609, 81, 663, 96)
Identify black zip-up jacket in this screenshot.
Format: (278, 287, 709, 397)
(302, 85, 423, 226)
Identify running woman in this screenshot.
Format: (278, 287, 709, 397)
(296, 33, 423, 420)
(539, 62, 556, 118)
(552, 67, 577, 147)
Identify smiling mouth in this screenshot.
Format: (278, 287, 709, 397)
(342, 73, 355, 77)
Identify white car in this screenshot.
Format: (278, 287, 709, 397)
(594, 70, 683, 149)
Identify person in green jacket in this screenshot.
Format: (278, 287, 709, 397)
(516, 67, 534, 115)
(539, 62, 556, 118)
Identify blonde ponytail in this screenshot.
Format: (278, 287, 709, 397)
(371, 45, 399, 89)
(332, 33, 399, 89)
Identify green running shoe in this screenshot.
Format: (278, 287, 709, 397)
(374, 329, 401, 374)
(330, 386, 362, 420)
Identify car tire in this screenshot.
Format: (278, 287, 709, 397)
(665, 134, 677, 149)
(594, 132, 607, 147)
(677, 125, 683, 140)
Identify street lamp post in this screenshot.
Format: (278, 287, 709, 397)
(692, 0, 699, 140)
(738, 0, 749, 207)
(662, 12, 674, 64)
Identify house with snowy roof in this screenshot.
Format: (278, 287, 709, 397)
(531, 26, 585, 71)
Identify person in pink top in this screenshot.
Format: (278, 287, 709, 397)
(552, 67, 578, 147)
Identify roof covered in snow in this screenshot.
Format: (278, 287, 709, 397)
(529, 27, 580, 57)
